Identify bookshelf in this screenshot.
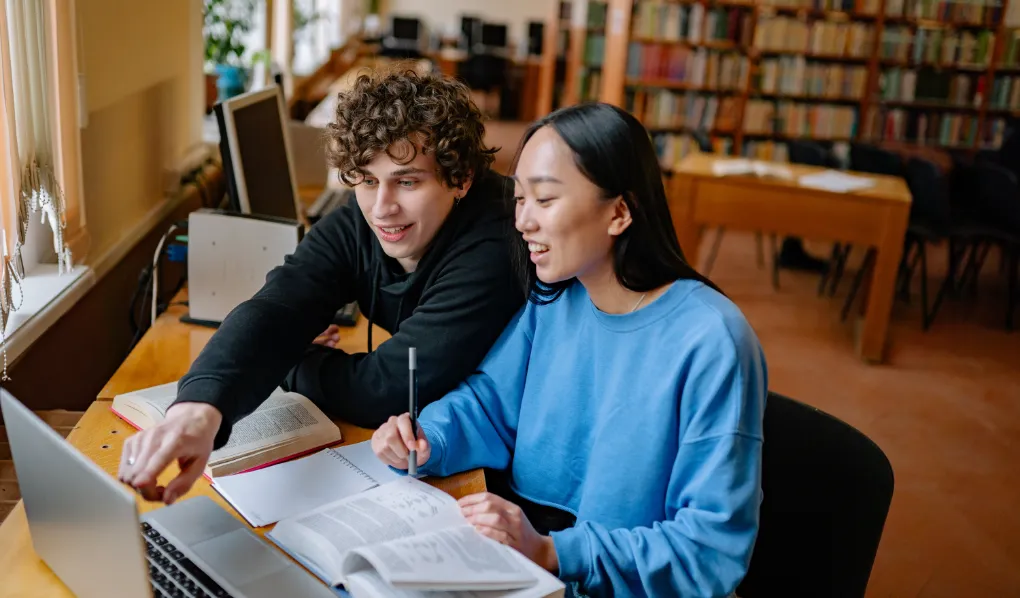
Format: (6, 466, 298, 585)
(596, 0, 1020, 170)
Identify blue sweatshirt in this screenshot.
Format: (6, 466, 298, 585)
(417, 279, 768, 598)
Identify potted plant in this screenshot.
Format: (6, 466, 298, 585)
(204, 0, 256, 102)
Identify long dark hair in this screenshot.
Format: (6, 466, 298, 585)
(509, 102, 721, 304)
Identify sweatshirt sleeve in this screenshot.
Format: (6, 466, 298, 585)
(413, 304, 536, 477)
(172, 205, 360, 449)
(550, 320, 767, 598)
(280, 235, 524, 429)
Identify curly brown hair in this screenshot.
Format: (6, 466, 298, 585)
(326, 66, 496, 189)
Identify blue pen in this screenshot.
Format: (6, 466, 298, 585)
(408, 347, 418, 476)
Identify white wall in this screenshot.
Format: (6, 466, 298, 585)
(382, 0, 550, 50)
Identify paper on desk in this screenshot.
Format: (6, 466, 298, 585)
(711, 158, 793, 180)
(798, 170, 876, 193)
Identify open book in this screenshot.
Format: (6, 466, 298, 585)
(211, 440, 404, 527)
(111, 381, 343, 478)
(266, 477, 564, 597)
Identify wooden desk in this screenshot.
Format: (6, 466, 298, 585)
(2, 291, 487, 597)
(671, 154, 912, 363)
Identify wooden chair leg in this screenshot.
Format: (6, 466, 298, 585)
(755, 231, 765, 268)
(702, 227, 726, 276)
(769, 234, 780, 290)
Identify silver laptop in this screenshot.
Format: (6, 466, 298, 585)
(0, 389, 336, 598)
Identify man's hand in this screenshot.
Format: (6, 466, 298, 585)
(117, 402, 222, 504)
(371, 413, 430, 469)
(458, 492, 560, 573)
(312, 324, 342, 348)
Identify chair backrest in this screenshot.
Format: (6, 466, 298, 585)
(787, 140, 831, 168)
(850, 143, 904, 178)
(737, 392, 894, 598)
(971, 162, 1020, 234)
(904, 157, 953, 234)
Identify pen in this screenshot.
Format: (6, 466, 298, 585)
(408, 346, 418, 476)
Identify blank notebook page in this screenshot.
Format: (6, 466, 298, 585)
(212, 440, 402, 527)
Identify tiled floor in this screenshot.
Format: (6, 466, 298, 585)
(703, 232, 1020, 597)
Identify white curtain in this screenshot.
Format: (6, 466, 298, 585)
(5, 0, 72, 279)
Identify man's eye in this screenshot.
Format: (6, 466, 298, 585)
(363, 178, 378, 187)
(399, 180, 416, 188)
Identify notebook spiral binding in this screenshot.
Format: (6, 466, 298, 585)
(327, 449, 378, 485)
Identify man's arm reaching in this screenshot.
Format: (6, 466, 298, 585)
(281, 235, 524, 429)
(172, 205, 361, 448)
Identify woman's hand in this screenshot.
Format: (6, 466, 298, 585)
(312, 324, 342, 348)
(458, 492, 559, 573)
(371, 413, 430, 469)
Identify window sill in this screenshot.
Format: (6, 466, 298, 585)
(2, 264, 95, 364)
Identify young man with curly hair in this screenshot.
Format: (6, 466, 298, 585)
(117, 68, 524, 504)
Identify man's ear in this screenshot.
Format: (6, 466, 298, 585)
(607, 195, 633, 237)
(455, 172, 474, 198)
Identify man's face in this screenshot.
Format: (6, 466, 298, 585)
(353, 140, 471, 272)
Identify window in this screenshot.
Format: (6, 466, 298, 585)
(0, 0, 88, 375)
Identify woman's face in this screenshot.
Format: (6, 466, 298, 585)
(512, 126, 631, 285)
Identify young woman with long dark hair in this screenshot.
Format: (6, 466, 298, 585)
(372, 103, 768, 598)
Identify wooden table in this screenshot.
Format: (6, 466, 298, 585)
(670, 153, 912, 363)
(1, 291, 487, 597)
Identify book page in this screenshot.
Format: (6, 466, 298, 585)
(345, 526, 536, 590)
(267, 477, 466, 586)
(210, 391, 335, 461)
(343, 545, 565, 598)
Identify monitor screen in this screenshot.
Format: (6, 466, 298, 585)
(481, 23, 507, 48)
(392, 17, 420, 41)
(230, 94, 297, 220)
(461, 16, 480, 46)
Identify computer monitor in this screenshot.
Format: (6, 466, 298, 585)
(527, 22, 544, 56)
(392, 16, 421, 41)
(461, 16, 481, 51)
(214, 86, 301, 222)
(481, 23, 508, 49)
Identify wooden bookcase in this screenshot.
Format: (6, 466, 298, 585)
(595, 0, 1020, 170)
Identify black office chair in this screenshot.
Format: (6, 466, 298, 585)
(953, 162, 1020, 330)
(841, 157, 957, 329)
(737, 392, 894, 598)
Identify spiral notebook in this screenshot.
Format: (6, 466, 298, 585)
(211, 440, 404, 528)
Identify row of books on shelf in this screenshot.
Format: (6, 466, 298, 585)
(759, 0, 879, 14)
(628, 90, 740, 131)
(998, 31, 1020, 68)
(587, 1, 608, 30)
(579, 68, 602, 103)
(743, 140, 793, 162)
(584, 34, 606, 68)
(756, 58, 867, 98)
(753, 18, 873, 57)
(626, 44, 749, 88)
(651, 132, 733, 171)
(880, 27, 995, 67)
(744, 101, 858, 138)
(878, 68, 983, 106)
(882, 0, 1010, 25)
(630, 3, 754, 46)
(867, 109, 991, 147)
(990, 75, 1020, 110)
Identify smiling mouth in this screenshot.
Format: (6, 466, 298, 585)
(528, 242, 549, 253)
(377, 223, 414, 242)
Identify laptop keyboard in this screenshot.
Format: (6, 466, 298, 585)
(141, 521, 235, 598)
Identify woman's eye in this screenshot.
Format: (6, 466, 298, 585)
(536, 197, 555, 204)
(513, 195, 525, 203)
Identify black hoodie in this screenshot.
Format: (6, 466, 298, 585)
(173, 171, 524, 449)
